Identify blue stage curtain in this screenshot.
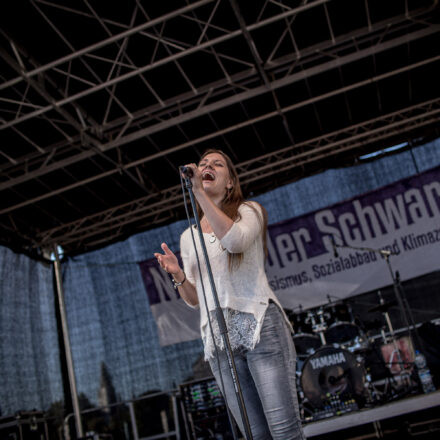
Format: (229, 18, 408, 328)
(0, 247, 63, 415)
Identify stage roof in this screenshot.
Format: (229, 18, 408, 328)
(0, 0, 439, 258)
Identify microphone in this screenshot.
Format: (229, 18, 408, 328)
(180, 165, 193, 178)
(331, 236, 339, 258)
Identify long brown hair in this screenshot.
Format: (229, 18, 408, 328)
(196, 149, 268, 270)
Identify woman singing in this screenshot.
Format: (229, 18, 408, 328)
(154, 149, 305, 439)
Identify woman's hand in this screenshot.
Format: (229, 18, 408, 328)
(154, 242, 199, 306)
(154, 243, 181, 276)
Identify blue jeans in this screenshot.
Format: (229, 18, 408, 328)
(209, 303, 306, 440)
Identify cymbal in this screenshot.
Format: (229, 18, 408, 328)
(368, 300, 397, 314)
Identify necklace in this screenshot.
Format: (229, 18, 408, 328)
(201, 218, 216, 243)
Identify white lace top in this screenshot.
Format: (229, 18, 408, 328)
(203, 309, 258, 358)
(180, 201, 290, 359)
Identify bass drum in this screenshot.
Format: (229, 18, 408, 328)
(300, 346, 365, 409)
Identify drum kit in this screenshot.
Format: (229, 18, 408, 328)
(288, 296, 418, 421)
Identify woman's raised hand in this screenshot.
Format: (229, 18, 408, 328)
(154, 243, 181, 275)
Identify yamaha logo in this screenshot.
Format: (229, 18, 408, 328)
(310, 352, 347, 369)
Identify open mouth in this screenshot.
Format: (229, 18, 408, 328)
(202, 170, 215, 181)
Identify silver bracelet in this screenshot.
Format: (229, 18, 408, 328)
(171, 272, 186, 289)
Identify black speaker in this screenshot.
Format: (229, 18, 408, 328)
(179, 377, 234, 440)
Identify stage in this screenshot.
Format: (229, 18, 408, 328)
(303, 390, 440, 438)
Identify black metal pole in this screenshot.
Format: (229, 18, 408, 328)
(184, 176, 253, 440)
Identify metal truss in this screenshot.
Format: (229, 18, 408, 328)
(1, 16, 438, 192)
(0, 0, 439, 256)
(31, 96, 440, 252)
(1, 45, 439, 216)
(0, 1, 437, 178)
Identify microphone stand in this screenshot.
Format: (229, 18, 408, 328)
(332, 240, 422, 356)
(183, 174, 253, 440)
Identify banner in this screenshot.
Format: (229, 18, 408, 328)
(139, 166, 440, 346)
(139, 256, 201, 346)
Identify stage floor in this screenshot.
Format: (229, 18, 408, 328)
(303, 390, 440, 438)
